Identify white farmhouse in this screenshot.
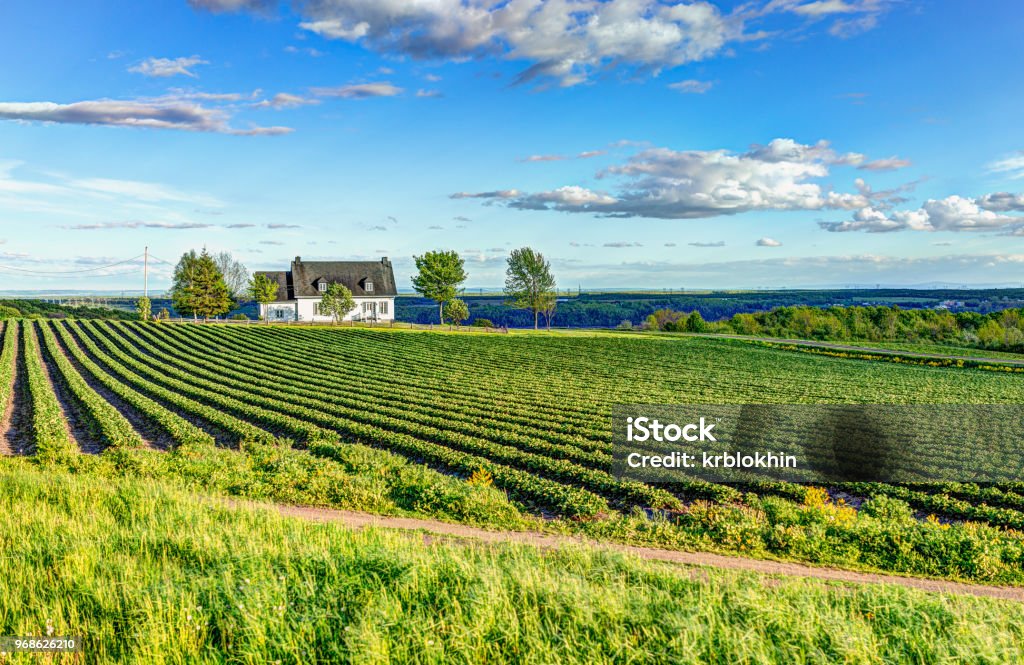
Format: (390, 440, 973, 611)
(255, 256, 397, 322)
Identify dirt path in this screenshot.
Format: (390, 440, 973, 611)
(688, 333, 1024, 366)
(222, 499, 1024, 603)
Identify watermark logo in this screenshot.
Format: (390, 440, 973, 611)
(612, 404, 1024, 484)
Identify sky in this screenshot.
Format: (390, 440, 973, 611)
(1, 0, 1023, 292)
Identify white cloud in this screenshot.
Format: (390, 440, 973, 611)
(668, 79, 714, 94)
(64, 220, 214, 230)
(129, 56, 208, 78)
(520, 154, 566, 163)
(189, 1, 895, 87)
(988, 152, 1024, 179)
(68, 178, 222, 206)
(256, 92, 319, 108)
(456, 138, 874, 219)
(297, 1, 739, 88)
(978, 192, 1024, 212)
(0, 99, 292, 135)
(821, 195, 1024, 233)
(857, 156, 911, 171)
(415, 89, 443, 98)
(311, 82, 403, 98)
(756, 237, 782, 246)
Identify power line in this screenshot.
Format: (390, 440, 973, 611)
(146, 253, 178, 267)
(0, 254, 145, 275)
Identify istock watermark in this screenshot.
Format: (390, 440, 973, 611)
(612, 404, 1024, 484)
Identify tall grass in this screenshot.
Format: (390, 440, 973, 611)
(1, 461, 1022, 664)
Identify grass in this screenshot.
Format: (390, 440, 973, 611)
(1, 461, 1023, 664)
(8, 320, 1024, 586)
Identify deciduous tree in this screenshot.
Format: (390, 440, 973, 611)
(411, 250, 467, 324)
(213, 251, 249, 301)
(136, 296, 151, 322)
(504, 247, 556, 330)
(317, 283, 356, 324)
(248, 274, 280, 324)
(443, 298, 469, 327)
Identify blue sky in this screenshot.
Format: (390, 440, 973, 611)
(1, 0, 1023, 292)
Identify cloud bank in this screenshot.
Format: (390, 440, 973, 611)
(190, 0, 894, 87)
(0, 99, 292, 135)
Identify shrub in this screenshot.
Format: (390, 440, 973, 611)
(472, 318, 495, 328)
(616, 320, 633, 330)
(230, 313, 249, 321)
(862, 494, 915, 523)
(0, 306, 21, 319)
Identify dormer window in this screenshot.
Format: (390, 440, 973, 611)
(318, 281, 327, 293)
(365, 280, 374, 293)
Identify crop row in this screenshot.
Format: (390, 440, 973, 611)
(0, 322, 17, 423)
(169, 321, 612, 451)
(59, 321, 612, 517)
(49, 320, 215, 448)
(119, 321, 611, 467)
(80, 321, 679, 512)
(64, 322, 278, 446)
(183, 323, 611, 441)
(21, 323, 74, 459)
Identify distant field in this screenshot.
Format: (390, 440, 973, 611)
(802, 338, 1024, 361)
(2, 320, 1024, 586)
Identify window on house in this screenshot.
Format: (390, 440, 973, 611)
(318, 282, 327, 292)
(365, 280, 374, 293)
(380, 301, 388, 314)
(362, 302, 369, 313)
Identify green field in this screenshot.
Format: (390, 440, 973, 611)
(2, 319, 1024, 660)
(2, 462, 1023, 664)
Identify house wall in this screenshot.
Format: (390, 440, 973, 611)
(262, 302, 298, 321)
(297, 297, 395, 322)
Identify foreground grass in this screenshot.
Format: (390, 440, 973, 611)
(1, 463, 1022, 664)
(11, 441, 1024, 588)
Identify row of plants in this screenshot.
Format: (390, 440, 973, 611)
(20, 323, 74, 460)
(36, 322, 144, 449)
(0, 322, 18, 428)
(65, 322, 277, 446)
(170, 321, 611, 451)
(61, 321, 611, 518)
(128, 321, 610, 466)
(107, 322, 1024, 525)
(238, 325, 612, 434)
(83, 320, 676, 512)
(48, 320, 215, 448)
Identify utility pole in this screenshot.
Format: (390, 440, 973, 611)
(144, 246, 149, 298)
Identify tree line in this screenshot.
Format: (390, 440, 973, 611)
(641, 304, 1024, 352)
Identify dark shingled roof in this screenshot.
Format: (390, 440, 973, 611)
(258, 271, 292, 302)
(256, 257, 396, 302)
